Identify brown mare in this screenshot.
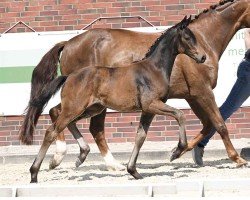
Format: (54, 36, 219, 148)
(20, 0, 249, 171)
(26, 17, 205, 182)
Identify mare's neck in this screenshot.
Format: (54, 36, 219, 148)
(191, 2, 246, 60)
(147, 33, 178, 79)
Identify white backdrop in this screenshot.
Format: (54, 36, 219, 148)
(0, 28, 249, 116)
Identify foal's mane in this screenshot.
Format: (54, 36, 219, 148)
(144, 22, 181, 59)
(143, 0, 236, 59)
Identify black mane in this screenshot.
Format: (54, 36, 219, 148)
(144, 22, 181, 59)
(191, 0, 235, 22)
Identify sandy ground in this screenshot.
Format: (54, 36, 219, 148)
(1, 156, 250, 186)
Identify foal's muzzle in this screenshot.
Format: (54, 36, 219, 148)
(196, 54, 206, 63)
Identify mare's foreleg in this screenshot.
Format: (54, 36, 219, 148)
(172, 95, 247, 167)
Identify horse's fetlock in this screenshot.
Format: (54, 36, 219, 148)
(30, 165, 37, 175)
(127, 165, 136, 174)
(178, 142, 187, 150)
(228, 152, 238, 161)
(81, 145, 90, 155)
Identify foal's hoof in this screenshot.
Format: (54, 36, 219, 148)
(30, 180, 37, 183)
(130, 171, 143, 180)
(170, 147, 181, 162)
(127, 168, 143, 180)
(30, 179, 38, 183)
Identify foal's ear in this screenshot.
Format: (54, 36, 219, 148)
(187, 15, 192, 25)
(180, 16, 187, 30)
(180, 15, 192, 30)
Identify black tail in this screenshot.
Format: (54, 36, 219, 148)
(19, 41, 66, 145)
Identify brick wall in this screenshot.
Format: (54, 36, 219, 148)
(0, 0, 218, 33)
(0, 107, 250, 146)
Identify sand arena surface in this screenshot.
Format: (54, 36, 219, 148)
(1, 157, 250, 185)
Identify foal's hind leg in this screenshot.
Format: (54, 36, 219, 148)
(50, 104, 123, 171)
(49, 104, 92, 169)
(30, 116, 71, 183)
(30, 100, 91, 183)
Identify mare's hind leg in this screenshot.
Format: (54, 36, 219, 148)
(90, 109, 125, 171)
(49, 104, 67, 169)
(67, 122, 90, 167)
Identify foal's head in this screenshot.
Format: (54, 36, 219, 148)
(174, 16, 206, 63)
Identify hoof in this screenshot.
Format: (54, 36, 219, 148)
(106, 162, 125, 171)
(30, 179, 37, 183)
(236, 161, 248, 168)
(127, 168, 143, 180)
(49, 154, 65, 170)
(49, 159, 59, 170)
(75, 158, 83, 168)
(170, 147, 181, 162)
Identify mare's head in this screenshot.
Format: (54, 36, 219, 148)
(174, 16, 206, 63)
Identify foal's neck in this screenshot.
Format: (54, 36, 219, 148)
(147, 32, 178, 79)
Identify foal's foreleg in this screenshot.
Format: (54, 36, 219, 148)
(146, 100, 188, 161)
(127, 112, 154, 179)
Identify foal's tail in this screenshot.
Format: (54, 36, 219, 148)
(19, 41, 67, 145)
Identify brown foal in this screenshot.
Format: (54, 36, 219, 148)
(27, 16, 205, 182)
